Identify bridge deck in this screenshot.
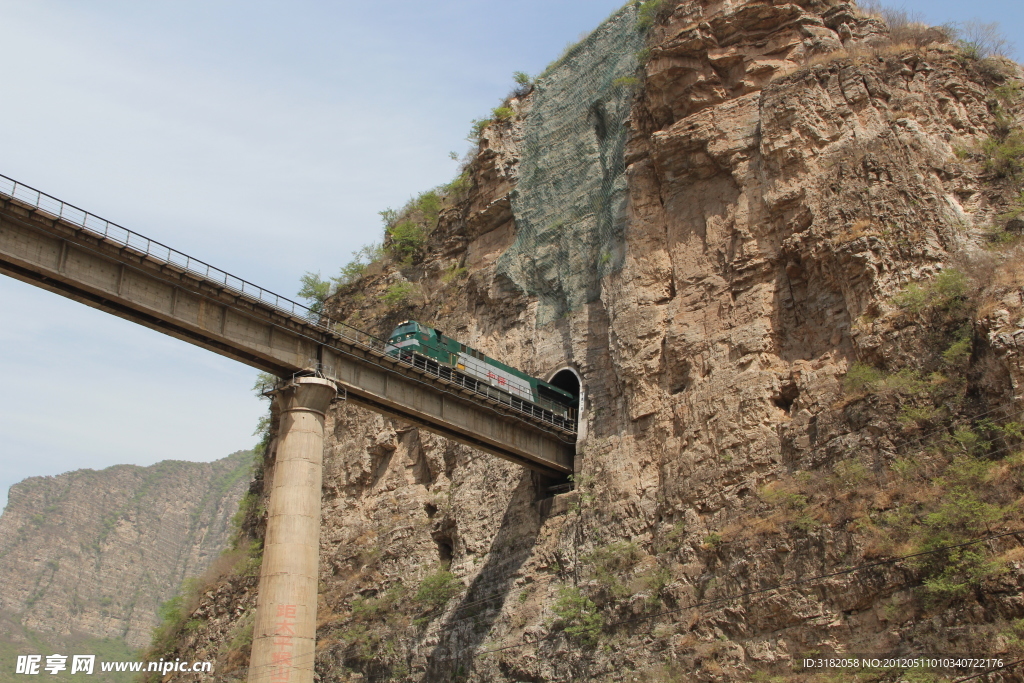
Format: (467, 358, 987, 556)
(0, 175, 575, 476)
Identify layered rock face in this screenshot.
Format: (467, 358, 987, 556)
(0, 452, 252, 651)
(157, 1, 1024, 681)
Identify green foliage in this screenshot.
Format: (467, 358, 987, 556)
(252, 371, 277, 398)
(338, 583, 411, 671)
(892, 283, 929, 314)
(227, 617, 254, 652)
(654, 520, 687, 554)
(443, 170, 472, 197)
(978, 418, 1024, 443)
(414, 567, 460, 612)
(946, 428, 991, 456)
(586, 541, 643, 601)
(791, 513, 820, 532)
(350, 584, 408, 622)
(832, 458, 870, 488)
(237, 539, 263, 576)
(703, 533, 722, 548)
(382, 281, 417, 307)
(382, 190, 442, 262)
(149, 594, 189, 657)
(637, 565, 672, 607)
(899, 406, 938, 426)
(892, 269, 968, 316)
(551, 587, 603, 645)
(231, 492, 264, 532)
(843, 362, 885, 392)
(513, 71, 532, 86)
(467, 117, 491, 142)
(386, 221, 426, 260)
(297, 271, 332, 314)
(981, 131, 1024, 179)
(637, 0, 665, 31)
(998, 190, 1024, 223)
(942, 336, 972, 367)
(761, 485, 808, 510)
(492, 106, 515, 122)
(416, 190, 442, 225)
(612, 76, 640, 89)
(933, 268, 969, 302)
(994, 81, 1023, 106)
(334, 243, 384, 288)
(916, 491, 1003, 599)
(441, 263, 469, 284)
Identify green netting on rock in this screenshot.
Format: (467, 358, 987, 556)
(499, 4, 643, 325)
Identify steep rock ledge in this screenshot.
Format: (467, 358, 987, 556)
(159, 1, 1024, 681)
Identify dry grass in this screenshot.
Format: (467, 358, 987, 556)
(835, 218, 880, 244)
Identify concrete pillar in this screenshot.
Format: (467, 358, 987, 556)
(248, 377, 336, 683)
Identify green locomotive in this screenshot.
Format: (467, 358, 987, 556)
(385, 320, 577, 430)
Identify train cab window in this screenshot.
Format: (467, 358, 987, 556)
(393, 322, 418, 338)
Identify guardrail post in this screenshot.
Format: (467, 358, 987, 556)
(248, 377, 337, 683)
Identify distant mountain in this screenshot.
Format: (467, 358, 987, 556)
(0, 450, 252, 681)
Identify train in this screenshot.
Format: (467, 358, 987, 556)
(384, 320, 577, 428)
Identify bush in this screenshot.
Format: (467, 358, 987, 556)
(441, 263, 468, 284)
(551, 587, 603, 645)
(492, 106, 515, 122)
(341, 584, 409, 669)
(892, 269, 968, 315)
(297, 271, 332, 314)
(915, 480, 1003, 600)
(942, 336, 972, 367)
(637, 0, 665, 31)
(414, 567, 460, 612)
(982, 132, 1024, 179)
(335, 243, 383, 288)
(467, 118, 490, 143)
(586, 541, 643, 601)
(386, 221, 425, 259)
(443, 170, 472, 197)
(843, 362, 885, 392)
(511, 71, 533, 98)
(952, 20, 1014, 60)
(702, 532, 722, 548)
(383, 282, 416, 307)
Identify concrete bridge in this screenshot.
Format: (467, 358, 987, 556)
(0, 174, 577, 683)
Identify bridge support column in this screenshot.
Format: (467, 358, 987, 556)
(248, 377, 336, 683)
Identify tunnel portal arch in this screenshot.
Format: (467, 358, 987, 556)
(547, 366, 585, 442)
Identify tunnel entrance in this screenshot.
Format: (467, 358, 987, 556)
(535, 367, 585, 501)
(548, 368, 581, 409)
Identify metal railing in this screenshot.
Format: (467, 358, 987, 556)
(0, 173, 576, 435)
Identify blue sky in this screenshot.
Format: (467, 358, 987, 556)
(0, 0, 1021, 510)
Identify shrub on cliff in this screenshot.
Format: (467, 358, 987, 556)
(636, 0, 666, 32)
(382, 281, 417, 307)
(297, 271, 332, 314)
(386, 220, 425, 260)
(414, 566, 460, 613)
(551, 587, 603, 646)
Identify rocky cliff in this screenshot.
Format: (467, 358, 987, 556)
(0, 450, 252, 665)
(153, 1, 1024, 681)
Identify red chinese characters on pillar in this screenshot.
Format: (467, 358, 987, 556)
(269, 605, 297, 683)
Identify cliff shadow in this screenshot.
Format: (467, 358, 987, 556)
(423, 470, 542, 679)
